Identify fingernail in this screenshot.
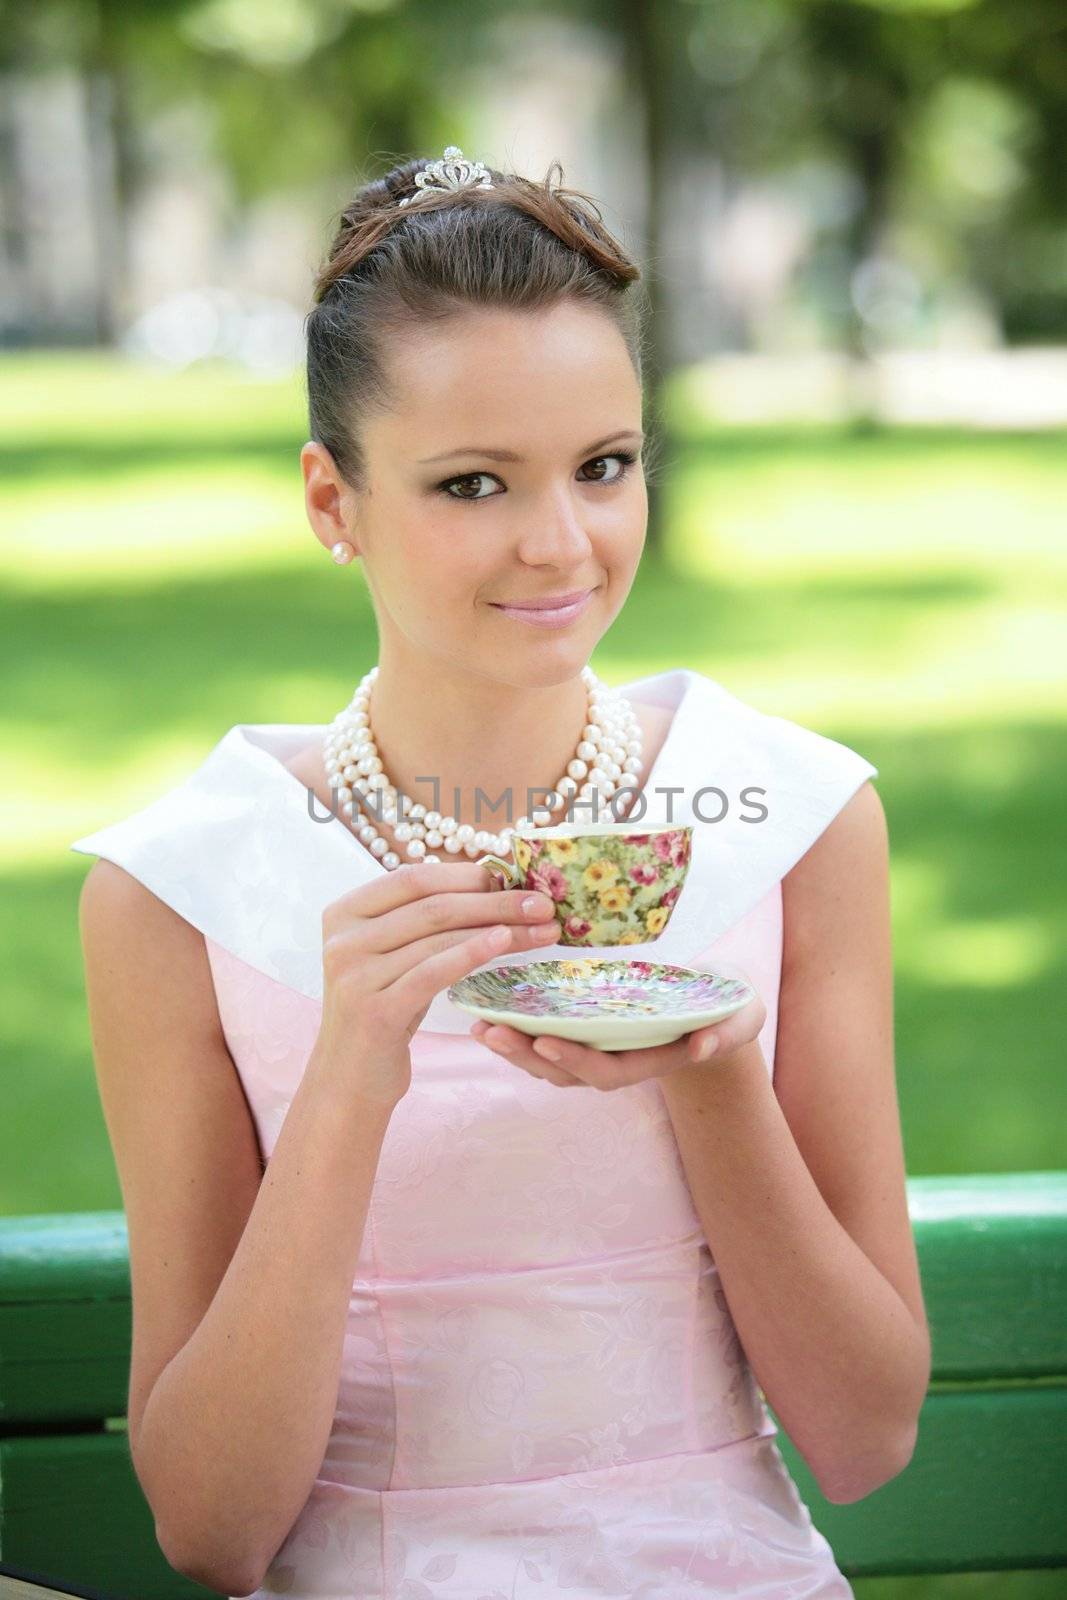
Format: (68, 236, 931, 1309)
(692, 1034, 719, 1061)
(535, 1039, 562, 1062)
(522, 894, 546, 916)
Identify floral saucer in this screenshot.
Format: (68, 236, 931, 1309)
(448, 958, 755, 1052)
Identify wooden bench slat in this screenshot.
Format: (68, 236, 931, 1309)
(0, 1435, 212, 1598)
(0, 1214, 130, 1304)
(909, 1172, 1067, 1380)
(776, 1384, 1067, 1574)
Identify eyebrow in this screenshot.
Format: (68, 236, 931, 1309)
(417, 430, 644, 465)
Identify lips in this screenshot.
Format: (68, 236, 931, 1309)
(488, 588, 596, 628)
(490, 587, 593, 611)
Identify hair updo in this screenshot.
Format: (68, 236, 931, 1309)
(304, 152, 648, 489)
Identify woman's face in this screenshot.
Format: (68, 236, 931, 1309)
(314, 300, 647, 688)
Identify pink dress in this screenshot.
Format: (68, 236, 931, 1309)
(71, 667, 877, 1598)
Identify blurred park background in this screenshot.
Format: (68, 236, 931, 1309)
(2, 1, 1065, 1590)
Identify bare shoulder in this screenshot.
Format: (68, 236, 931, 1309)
(79, 858, 223, 1044)
(781, 779, 888, 967)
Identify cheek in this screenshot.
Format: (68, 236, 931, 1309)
(602, 526, 645, 585)
(598, 498, 645, 552)
(388, 533, 484, 617)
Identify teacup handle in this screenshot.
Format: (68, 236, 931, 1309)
(477, 852, 523, 890)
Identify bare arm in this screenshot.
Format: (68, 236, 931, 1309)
(79, 861, 396, 1594)
(659, 782, 930, 1503)
(79, 855, 558, 1593)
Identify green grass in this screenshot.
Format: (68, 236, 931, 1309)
(3, 350, 1065, 1215)
(3, 350, 1065, 1597)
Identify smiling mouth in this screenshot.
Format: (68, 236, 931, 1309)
(490, 587, 595, 611)
(488, 589, 598, 627)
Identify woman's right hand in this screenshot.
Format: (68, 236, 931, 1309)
(311, 861, 560, 1109)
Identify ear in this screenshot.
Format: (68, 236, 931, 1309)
(301, 441, 362, 557)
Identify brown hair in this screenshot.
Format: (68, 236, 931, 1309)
(304, 153, 651, 489)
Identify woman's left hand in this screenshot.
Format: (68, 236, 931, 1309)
(467, 986, 767, 1090)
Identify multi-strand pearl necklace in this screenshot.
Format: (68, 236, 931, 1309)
(322, 664, 646, 872)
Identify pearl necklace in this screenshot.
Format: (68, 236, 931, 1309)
(322, 664, 646, 871)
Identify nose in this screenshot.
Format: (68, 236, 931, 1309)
(514, 489, 595, 567)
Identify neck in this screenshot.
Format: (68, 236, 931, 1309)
(364, 654, 596, 832)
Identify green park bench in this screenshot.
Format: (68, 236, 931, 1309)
(1, 1172, 1064, 1596)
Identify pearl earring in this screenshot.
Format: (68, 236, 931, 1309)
(331, 541, 356, 565)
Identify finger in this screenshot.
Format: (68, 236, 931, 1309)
(373, 880, 557, 958)
(529, 1060, 585, 1088)
(527, 1031, 643, 1090)
(381, 922, 526, 1016)
(330, 859, 547, 927)
(478, 1025, 586, 1088)
(529, 1028, 697, 1089)
(686, 992, 767, 1062)
(361, 893, 558, 991)
(326, 858, 487, 923)
(329, 916, 555, 1002)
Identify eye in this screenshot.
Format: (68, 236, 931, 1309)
(438, 472, 499, 502)
(579, 451, 639, 485)
(436, 451, 640, 503)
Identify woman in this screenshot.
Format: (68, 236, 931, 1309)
(72, 147, 930, 1598)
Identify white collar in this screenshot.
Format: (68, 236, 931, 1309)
(70, 669, 876, 1034)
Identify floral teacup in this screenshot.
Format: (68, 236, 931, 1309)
(478, 821, 692, 947)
